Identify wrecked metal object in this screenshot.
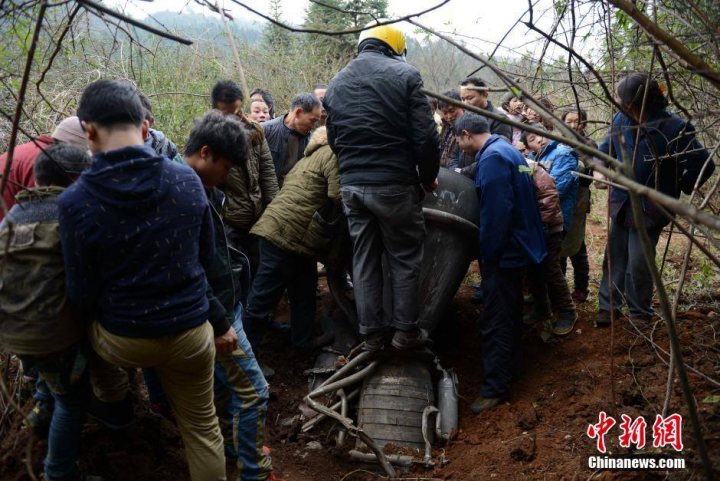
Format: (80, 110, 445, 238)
(356, 358, 435, 451)
(303, 351, 397, 477)
(436, 363, 459, 441)
(327, 168, 479, 333)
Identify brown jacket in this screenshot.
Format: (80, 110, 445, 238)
(527, 160, 563, 234)
(222, 118, 279, 230)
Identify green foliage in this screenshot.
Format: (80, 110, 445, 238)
(302, 0, 388, 63)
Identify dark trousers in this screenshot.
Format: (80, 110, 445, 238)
(340, 184, 426, 335)
(479, 264, 525, 398)
(561, 240, 590, 293)
(227, 227, 260, 280)
(528, 232, 575, 317)
(598, 221, 661, 317)
(243, 238, 318, 351)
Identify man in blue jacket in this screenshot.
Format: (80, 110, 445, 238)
(596, 73, 714, 327)
(455, 113, 546, 414)
(58, 80, 228, 481)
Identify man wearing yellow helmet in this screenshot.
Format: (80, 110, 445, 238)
(324, 22, 440, 351)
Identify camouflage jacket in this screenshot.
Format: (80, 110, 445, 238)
(0, 187, 83, 356)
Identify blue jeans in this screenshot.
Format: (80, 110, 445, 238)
(215, 305, 272, 480)
(21, 347, 90, 481)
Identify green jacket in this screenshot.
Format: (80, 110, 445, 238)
(251, 127, 341, 257)
(0, 187, 83, 356)
(222, 118, 279, 231)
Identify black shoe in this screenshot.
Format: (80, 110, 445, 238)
(470, 395, 502, 414)
(595, 309, 622, 328)
(391, 328, 428, 350)
(88, 394, 134, 430)
(363, 330, 393, 352)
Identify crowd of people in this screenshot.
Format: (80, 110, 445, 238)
(0, 21, 715, 481)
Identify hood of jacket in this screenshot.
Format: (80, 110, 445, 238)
(304, 126, 329, 157)
(80, 144, 168, 212)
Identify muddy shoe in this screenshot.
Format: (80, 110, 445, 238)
(595, 309, 622, 328)
(629, 314, 655, 329)
(391, 328, 428, 350)
(553, 311, 578, 336)
(363, 330, 393, 352)
(470, 396, 502, 414)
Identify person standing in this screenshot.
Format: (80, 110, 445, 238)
(183, 111, 278, 481)
(0, 116, 88, 220)
(210, 80, 279, 276)
(58, 79, 228, 481)
(596, 73, 713, 326)
(459, 77, 513, 142)
(324, 22, 440, 350)
(454, 113, 546, 413)
(521, 125, 579, 335)
(560, 108, 594, 302)
(262, 93, 321, 187)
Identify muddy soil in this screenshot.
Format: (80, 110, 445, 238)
(1, 214, 719, 481)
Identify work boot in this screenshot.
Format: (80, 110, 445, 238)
(595, 309, 622, 328)
(88, 394, 134, 430)
(470, 395, 502, 414)
(363, 330, 393, 352)
(391, 328, 428, 350)
(553, 311, 578, 336)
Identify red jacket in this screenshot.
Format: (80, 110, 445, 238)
(0, 135, 54, 221)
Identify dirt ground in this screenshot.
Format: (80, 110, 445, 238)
(1, 210, 719, 481)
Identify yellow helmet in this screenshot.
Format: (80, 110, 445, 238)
(358, 20, 407, 56)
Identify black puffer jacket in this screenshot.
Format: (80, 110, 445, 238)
(324, 44, 440, 186)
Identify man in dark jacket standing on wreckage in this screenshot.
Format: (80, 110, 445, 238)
(324, 21, 440, 351)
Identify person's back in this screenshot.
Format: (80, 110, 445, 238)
(476, 136, 546, 268)
(60, 142, 213, 336)
(59, 79, 226, 481)
(325, 45, 438, 187)
(0, 143, 95, 481)
(0, 143, 91, 356)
